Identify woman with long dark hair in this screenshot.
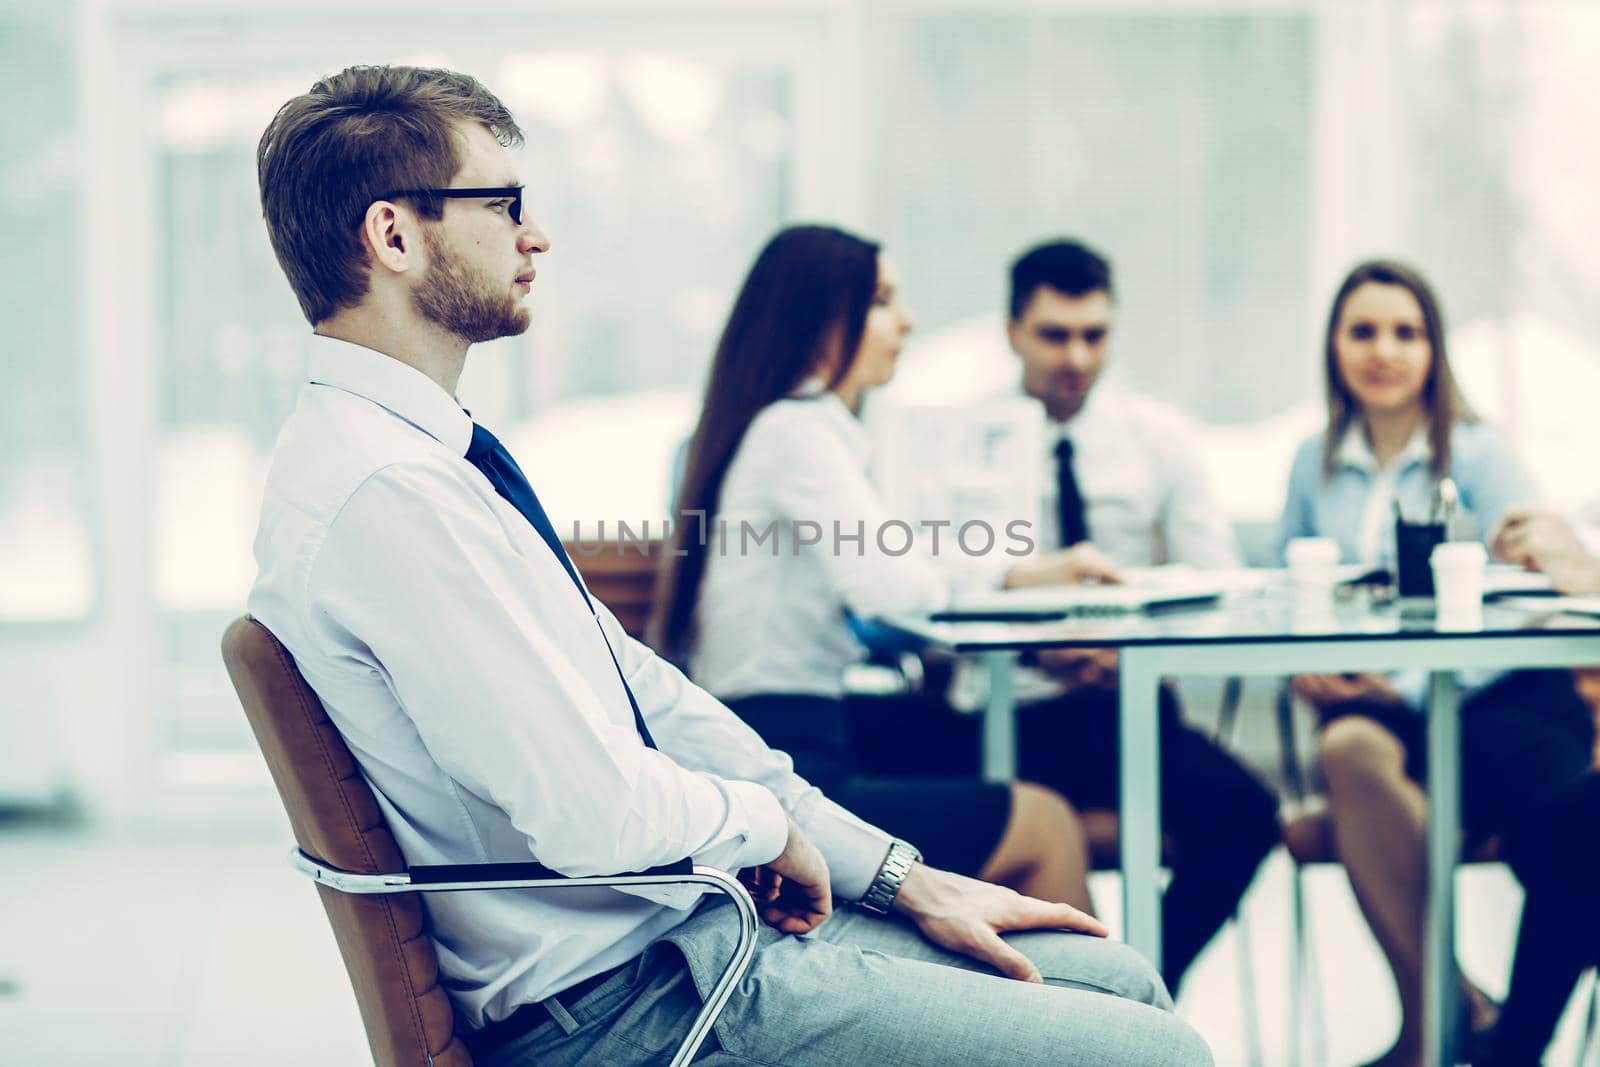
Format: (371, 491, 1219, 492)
(654, 224, 1097, 908)
(1278, 260, 1595, 1067)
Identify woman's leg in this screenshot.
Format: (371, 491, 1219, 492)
(977, 781, 1095, 913)
(1016, 686, 1278, 992)
(1318, 713, 1434, 1066)
(1317, 709, 1506, 1067)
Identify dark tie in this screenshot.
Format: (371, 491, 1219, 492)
(1054, 438, 1091, 549)
(465, 422, 658, 749)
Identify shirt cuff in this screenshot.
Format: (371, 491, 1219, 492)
(796, 795, 896, 901)
(724, 779, 789, 869)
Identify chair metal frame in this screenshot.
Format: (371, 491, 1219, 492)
(1274, 683, 1331, 1067)
(1212, 674, 1266, 1067)
(287, 849, 760, 1067)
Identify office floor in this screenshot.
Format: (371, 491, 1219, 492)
(2, 824, 1595, 1067)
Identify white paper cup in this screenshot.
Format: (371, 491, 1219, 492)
(1290, 597, 1337, 634)
(1431, 541, 1487, 614)
(1286, 537, 1340, 596)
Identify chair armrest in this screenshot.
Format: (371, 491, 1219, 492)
(410, 857, 692, 886)
(289, 848, 757, 1067)
(289, 848, 724, 896)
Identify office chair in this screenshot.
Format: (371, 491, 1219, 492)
(221, 616, 757, 1067)
(560, 537, 663, 640)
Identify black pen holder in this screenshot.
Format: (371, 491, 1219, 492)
(1395, 520, 1446, 597)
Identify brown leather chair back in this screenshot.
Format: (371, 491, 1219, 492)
(221, 616, 472, 1067)
(562, 538, 663, 640)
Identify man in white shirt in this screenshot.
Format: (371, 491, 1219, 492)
(247, 65, 1210, 1066)
(998, 240, 1280, 993)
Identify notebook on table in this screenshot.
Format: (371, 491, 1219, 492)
(935, 576, 1227, 622)
(1483, 565, 1556, 597)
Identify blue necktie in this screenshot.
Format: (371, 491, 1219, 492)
(466, 422, 658, 749)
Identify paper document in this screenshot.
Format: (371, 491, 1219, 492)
(1493, 594, 1600, 617)
(1483, 566, 1555, 596)
(942, 572, 1228, 619)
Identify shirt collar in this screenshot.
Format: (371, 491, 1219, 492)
(1334, 420, 1432, 475)
(790, 375, 871, 459)
(1042, 377, 1115, 442)
(306, 334, 474, 456)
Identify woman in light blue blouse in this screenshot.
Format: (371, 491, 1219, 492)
(1277, 260, 1595, 1067)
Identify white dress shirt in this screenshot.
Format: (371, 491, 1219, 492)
(249, 337, 892, 1028)
(950, 378, 1240, 708)
(691, 383, 950, 700)
(1038, 379, 1239, 569)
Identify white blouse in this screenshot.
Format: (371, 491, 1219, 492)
(691, 384, 950, 700)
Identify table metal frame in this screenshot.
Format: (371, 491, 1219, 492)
(958, 630, 1600, 1067)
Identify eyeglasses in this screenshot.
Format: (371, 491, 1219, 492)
(381, 185, 525, 224)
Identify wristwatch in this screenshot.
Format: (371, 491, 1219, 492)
(860, 839, 921, 914)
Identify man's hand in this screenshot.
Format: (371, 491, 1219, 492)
(891, 864, 1107, 983)
(1034, 646, 1118, 691)
(740, 818, 831, 935)
(1491, 508, 1600, 594)
(1005, 543, 1123, 590)
(1291, 672, 1402, 709)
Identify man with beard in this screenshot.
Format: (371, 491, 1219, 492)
(963, 239, 1280, 994)
(247, 66, 1210, 1067)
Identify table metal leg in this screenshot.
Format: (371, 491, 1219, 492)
(1424, 669, 1460, 1067)
(982, 650, 1017, 783)
(1119, 648, 1163, 971)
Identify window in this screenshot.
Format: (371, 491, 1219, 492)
(0, 3, 93, 623)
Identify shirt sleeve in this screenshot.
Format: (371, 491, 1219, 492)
(747, 405, 951, 619)
(1150, 409, 1241, 568)
(305, 462, 790, 888)
(1456, 423, 1540, 544)
(598, 605, 895, 900)
(1276, 438, 1322, 564)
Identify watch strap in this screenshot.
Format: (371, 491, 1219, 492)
(860, 840, 921, 914)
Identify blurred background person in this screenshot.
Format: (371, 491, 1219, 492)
(654, 223, 1100, 912)
(1277, 260, 1595, 1067)
(984, 239, 1279, 996)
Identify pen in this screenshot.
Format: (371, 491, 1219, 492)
(1440, 477, 1459, 529)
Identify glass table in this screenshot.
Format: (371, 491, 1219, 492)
(883, 586, 1600, 1067)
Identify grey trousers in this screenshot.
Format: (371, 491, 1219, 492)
(480, 899, 1214, 1066)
